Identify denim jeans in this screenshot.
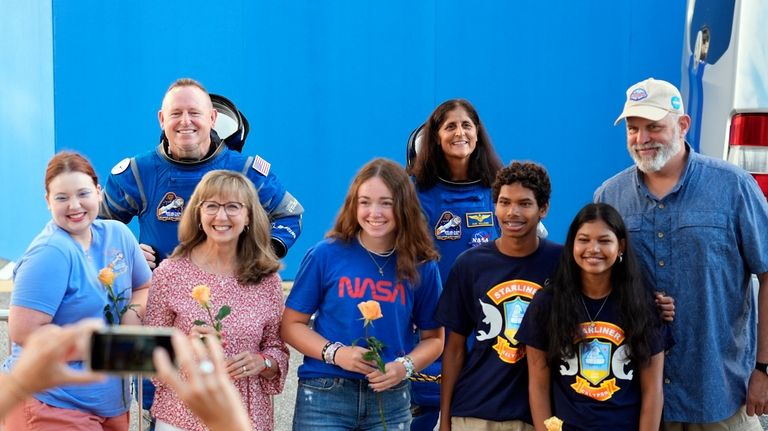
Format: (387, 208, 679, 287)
(293, 377, 411, 430)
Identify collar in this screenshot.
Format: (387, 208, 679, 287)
(158, 132, 225, 166)
(634, 142, 698, 198)
(437, 176, 482, 186)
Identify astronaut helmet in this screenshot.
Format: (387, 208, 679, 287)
(405, 124, 424, 172)
(210, 93, 249, 153)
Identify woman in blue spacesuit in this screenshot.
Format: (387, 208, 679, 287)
(407, 99, 504, 430)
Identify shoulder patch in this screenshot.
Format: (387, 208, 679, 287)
(111, 158, 131, 175)
(251, 155, 271, 176)
(434, 211, 462, 241)
(156, 192, 184, 221)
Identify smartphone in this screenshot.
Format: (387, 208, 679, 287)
(89, 325, 175, 375)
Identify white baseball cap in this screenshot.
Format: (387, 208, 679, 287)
(615, 78, 684, 125)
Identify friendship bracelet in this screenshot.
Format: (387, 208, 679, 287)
(326, 342, 344, 365)
(320, 342, 333, 362)
(395, 355, 414, 380)
(322, 342, 338, 364)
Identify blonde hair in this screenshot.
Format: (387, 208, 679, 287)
(172, 170, 282, 283)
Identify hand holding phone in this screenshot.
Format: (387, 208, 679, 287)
(88, 325, 175, 375)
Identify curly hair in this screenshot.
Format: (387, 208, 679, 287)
(410, 99, 502, 189)
(492, 161, 551, 208)
(545, 203, 659, 367)
(172, 170, 282, 284)
(329, 158, 439, 285)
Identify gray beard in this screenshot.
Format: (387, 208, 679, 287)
(631, 138, 683, 173)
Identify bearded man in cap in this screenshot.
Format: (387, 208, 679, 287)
(595, 77, 768, 430)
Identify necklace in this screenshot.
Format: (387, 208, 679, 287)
(191, 249, 235, 276)
(580, 293, 610, 331)
(358, 233, 394, 276)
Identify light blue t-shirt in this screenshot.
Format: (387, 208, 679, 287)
(595, 146, 768, 423)
(286, 237, 442, 380)
(4, 219, 151, 417)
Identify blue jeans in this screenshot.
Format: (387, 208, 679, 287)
(293, 377, 411, 430)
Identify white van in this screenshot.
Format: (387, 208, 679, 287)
(681, 0, 768, 199)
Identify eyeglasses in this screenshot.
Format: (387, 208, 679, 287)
(200, 201, 245, 216)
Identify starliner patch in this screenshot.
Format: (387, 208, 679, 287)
(466, 211, 494, 228)
(434, 211, 461, 240)
(157, 192, 185, 221)
(480, 279, 542, 364)
(560, 321, 630, 402)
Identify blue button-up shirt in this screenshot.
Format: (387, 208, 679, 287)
(595, 146, 768, 422)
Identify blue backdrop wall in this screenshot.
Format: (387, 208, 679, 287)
(1, 1, 686, 279)
(0, 0, 54, 262)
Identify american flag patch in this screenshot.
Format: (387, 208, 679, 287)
(251, 156, 271, 176)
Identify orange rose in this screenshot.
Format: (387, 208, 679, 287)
(357, 300, 383, 325)
(544, 416, 563, 431)
(98, 267, 116, 287)
(191, 284, 211, 305)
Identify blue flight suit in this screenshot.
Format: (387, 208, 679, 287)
(100, 138, 303, 259)
(412, 178, 499, 430)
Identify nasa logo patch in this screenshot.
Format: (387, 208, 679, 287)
(156, 192, 185, 221)
(470, 231, 491, 247)
(111, 158, 131, 175)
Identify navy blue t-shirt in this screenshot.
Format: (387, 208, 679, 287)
(516, 288, 664, 431)
(434, 239, 562, 422)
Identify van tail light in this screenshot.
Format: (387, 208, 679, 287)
(727, 113, 768, 198)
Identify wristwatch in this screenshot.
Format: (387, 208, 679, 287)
(263, 356, 273, 370)
(756, 362, 768, 375)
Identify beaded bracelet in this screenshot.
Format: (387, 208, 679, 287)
(328, 342, 344, 365)
(320, 342, 332, 362)
(395, 355, 414, 380)
(323, 342, 344, 365)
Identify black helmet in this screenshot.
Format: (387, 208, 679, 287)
(210, 93, 249, 153)
(405, 124, 425, 171)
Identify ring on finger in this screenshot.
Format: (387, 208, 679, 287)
(242, 366, 247, 374)
(199, 360, 214, 375)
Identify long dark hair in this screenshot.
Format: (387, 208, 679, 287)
(410, 99, 502, 189)
(546, 203, 658, 366)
